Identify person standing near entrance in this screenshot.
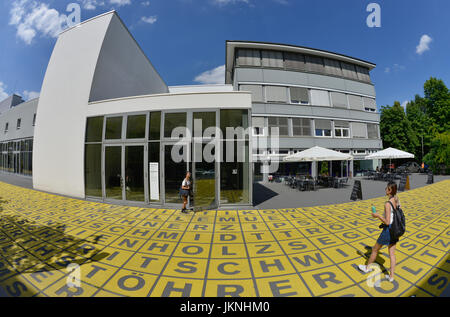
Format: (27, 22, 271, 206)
(358, 182, 400, 282)
(180, 172, 191, 214)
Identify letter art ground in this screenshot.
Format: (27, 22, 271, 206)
(0, 180, 448, 297)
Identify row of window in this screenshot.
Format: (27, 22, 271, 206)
(239, 84, 377, 112)
(252, 117, 380, 139)
(260, 149, 379, 156)
(3, 114, 36, 133)
(0, 139, 34, 152)
(86, 110, 250, 143)
(236, 49, 372, 83)
(0, 138, 33, 176)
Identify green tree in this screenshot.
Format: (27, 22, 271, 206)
(320, 162, 329, 176)
(424, 131, 450, 174)
(380, 101, 418, 154)
(406, 95, 436, 162)
(423, 77, 450, 133)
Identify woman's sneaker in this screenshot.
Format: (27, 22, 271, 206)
(357, 265, 373, 273)
(385, 275, 394, 282)
(181, 208, 189, 214)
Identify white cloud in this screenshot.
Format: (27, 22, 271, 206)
(110, 0, 131, 6)
(212, 0, 249, 6)
(23, 90, 40, 100)
(0, 82, 9, 101)
(79, 0, 105, 10)
(9, 0, 69, 45)
(273, 0, 289, 4)
(384, 63, 405, 74)
(416, 34, 432, 55)
(141, 1, 150, 6)
(78, 0, 131, 10)
(141, 15, 157, 24)
(194, 65, 225, 85)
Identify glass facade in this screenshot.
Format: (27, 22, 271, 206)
(105, 116, 123, 140)
(84, 109, 251, 206)
(85, 144, 102, 197)
(126, 115, 146, 139)
(0, 139, 33, 176)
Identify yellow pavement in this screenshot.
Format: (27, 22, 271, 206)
(0, 180, 449, 297)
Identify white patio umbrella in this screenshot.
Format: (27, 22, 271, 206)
(283, 146, 354, 162)
(283, 146, 354, 178)
(365, 147, 414, 172)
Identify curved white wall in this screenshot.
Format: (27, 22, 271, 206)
(33, 13, 114, 197)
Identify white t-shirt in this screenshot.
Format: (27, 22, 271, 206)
(387, 198, 400, 225)
(182, 178, 191, 188)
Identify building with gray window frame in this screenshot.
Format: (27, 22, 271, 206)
(225, 41, 383, 181)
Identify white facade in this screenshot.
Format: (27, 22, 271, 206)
(0, 98, 38, 142)
(33, 11, 251, 200)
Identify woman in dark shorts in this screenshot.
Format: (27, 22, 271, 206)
(180, 172, 191, 214)
(358, 181, 400, 282)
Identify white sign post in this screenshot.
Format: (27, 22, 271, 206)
(149, 163, 160, 201)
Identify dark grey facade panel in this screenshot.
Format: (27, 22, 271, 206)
(261, 50, 284, 68)
(341, 62, 359, 80)
(284, 52, 306, 71)
(324, 58, 343, 77)
(305, 55, 325, 73)
(237, 49, 261, 67)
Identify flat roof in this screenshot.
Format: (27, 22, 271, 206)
(226, 40, 376, 84)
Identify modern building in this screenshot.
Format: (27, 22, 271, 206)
(226, 41, 383, 180)
(0, 98, 37, 176)
(0, 10, 382, 208)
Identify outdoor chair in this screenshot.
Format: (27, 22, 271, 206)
(308, 178, 317, 191)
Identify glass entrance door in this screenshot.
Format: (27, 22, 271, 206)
(104, 146, 123, 200)
(163, 143, 190, 204)
(193, 142, 217, 207)
(125, 145, 145, 202)
(104, 145, 146, 202)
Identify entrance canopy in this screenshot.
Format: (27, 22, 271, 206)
(365, 147, 414, 160)
(283, 146, 353, 162)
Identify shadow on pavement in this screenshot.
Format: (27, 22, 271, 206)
(0, 196, 109, 297)
(252, 182, 279, 206)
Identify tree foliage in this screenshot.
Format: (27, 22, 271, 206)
(380, 101, 418, 153)
(380, 77, 449, 174)
(424, 132, 450, 174)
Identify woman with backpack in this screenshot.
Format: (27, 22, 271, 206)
(180, 172, 191, 214)
(358, 181, 400, 282)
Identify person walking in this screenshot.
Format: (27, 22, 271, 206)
(180, 172, 191, 214)
(358, 181, 400, 282)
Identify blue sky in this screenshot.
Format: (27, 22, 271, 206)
(0, 0, 449, 111)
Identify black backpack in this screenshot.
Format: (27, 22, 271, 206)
(388, 201, 406, 241)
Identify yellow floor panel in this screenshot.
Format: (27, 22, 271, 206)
(0, 180, 449, 297)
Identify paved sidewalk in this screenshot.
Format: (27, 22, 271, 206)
(0, 180, 448, 297)
(254, 174, 450, 209)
